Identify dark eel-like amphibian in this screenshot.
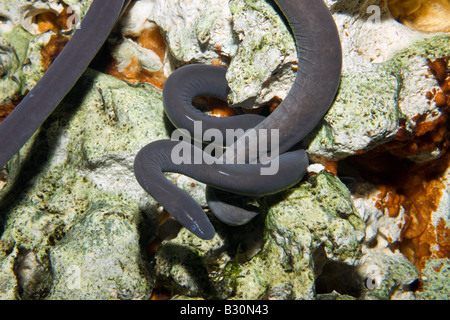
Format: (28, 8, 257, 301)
(0, 0, 131, 167)
(134, 0, 342, 239)
(0, 0, 341, 241)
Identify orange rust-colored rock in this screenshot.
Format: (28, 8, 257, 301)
(0, 103, 17, 124)
(268, 96, 282, 113)
(442, 78, 450, 93)
(56, 7, 77, 31)
(207, 103, 238, 118)
(149, 287, 172, 300)
(38, 6, 89, 69)
(134, 27, 167, 62)
(379, 58, 450, 160)
(348, 57, 450, 270)
(428, 57, 449, 84)
(104, 27, 168, 90)
(350, 146, 449, 269)
(399, 173, 446, 269)
(36, 11, 60, 34)
(400, 213, 450, 271)
(41, 34, 70, 70)
(104, 55, 167, 90)
(211, 59, 223, 66)
(0, 94, 27, 124)
(192, 96, 237, 117)
(434, 91, 447, 109)
(388, 0, 450, 33)
(375, 185, 405, 218)
(35, 6, 77, 34)
(324, 160, 338, 175)
(314, 158, 338, 175)
(426, 58, 450, 113)
(434, 218, 450, 259)
(379, 112, 447, 160)
(4, 17, 72, 120)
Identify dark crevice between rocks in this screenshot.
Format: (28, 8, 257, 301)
(312, 246, 363, 299)
(154, 242, 217, 299)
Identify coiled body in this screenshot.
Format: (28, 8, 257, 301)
(0, 0, 341, 241)
(134, 0, 342, 239)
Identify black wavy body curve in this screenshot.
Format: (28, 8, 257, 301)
(0, 0, 341, 240)
(134, 0, 342, 239)
(0, 0, 131, 167)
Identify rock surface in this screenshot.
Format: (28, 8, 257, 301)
(0, 69, 164, 299)
(0, 0, 449, 300)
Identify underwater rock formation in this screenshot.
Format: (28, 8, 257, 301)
(0, 0, 449, 299)
(155, 171, 365, 299)
(388, 0, 450, 33)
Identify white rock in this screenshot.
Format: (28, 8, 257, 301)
(145, 0, 238, 64)
(110, 37, 163, 73)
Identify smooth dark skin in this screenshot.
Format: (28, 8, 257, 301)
(135, 140, 308, 239)
(0, 0, 342, 240)
(0, 0, 131, 167)
(135, 0, 342, 239)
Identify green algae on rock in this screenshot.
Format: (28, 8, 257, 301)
(305, 34, 450, 161)
(381, 35, 450, 135)
(382, 35, 450, 72)
(358, 249, 420, 300)
(0, 0, 92, 105)
(0, 0, 449, 301)
(154, 171, 365, 299)
(304, 69, 401, 160)
(0, 26, 43, 104)
(0, 69, 173, 299)
(416, 258, 450, 300)
(48, 200, 152, 299)
(147, 0, 237, 65)
(227, 0, 296, 108)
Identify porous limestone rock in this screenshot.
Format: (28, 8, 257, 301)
(0, 0, 91, 104)
(358, 249, 419, 300)
(0, 0, 449, 300)
(109, 38, 163, 74)
(226, 0, 296, 107)
(0, 69, 172, 299)
(140, 0, 238, 65)
(330, 0, 427, 67)
(154, 171, 365, 299)
(236, 171, 365, 299)
(0, 0, 89, 35)
(48, 200, 151, 299)
(416, 258, 450, 300)
(115, 0, 449, 162)
(306, 2, 450, 161)
(0, 26, 44, 104)
(304, 69, 400, 160)
(153, 211, 267, 299)
(138, 0, 448, 161)
(352, 181, 408, 247)
(382, 35, 450, 142)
